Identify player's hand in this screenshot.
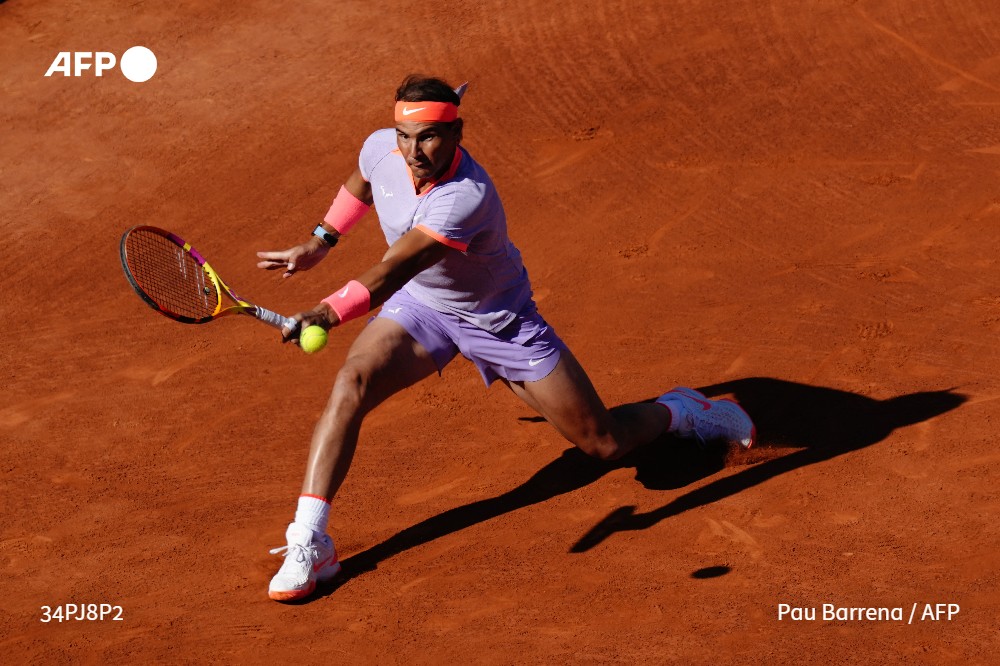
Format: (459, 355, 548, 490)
(257, 236, 330, 278)
(281, 302, 339, 343)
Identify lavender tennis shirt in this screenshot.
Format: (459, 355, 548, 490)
(359, 128, 533, 333)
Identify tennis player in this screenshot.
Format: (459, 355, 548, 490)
(256, 75, 755, 601)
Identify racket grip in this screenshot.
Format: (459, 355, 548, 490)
(254, 306, 298, 332)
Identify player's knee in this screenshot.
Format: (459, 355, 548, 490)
(328, 362, 370, 415)
(574, 435, 622, 462)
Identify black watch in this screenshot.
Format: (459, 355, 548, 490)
(312, 224, 338, 247)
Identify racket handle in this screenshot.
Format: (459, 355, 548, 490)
(254, 306, 298, 332)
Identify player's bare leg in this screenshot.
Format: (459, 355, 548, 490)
(502, 348, 667, 460)
(504, 346, 754, 460)
(302, 317, 439, 499)
(270, 318, 437, 601)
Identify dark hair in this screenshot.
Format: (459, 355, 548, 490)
(395, 75, 461, 106)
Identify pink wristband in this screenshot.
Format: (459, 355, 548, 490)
(323, 185, 370, 234)
(322, 280, 371, 324)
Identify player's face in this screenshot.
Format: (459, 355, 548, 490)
(395, 120, 462, 182)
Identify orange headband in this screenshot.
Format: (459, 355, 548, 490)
(394, 101, 459, 123)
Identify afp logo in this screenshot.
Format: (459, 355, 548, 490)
(45, 46, 157, 83)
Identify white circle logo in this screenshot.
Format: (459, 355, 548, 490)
(119, 46, 157, 83)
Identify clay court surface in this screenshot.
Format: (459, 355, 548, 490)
(3, 0, 1000, 662)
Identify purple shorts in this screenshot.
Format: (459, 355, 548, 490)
(376, 288, 565, 386)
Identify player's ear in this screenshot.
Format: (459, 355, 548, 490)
(451, 118, 464, 144)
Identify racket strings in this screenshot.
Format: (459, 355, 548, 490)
(124, 230, 219, 319)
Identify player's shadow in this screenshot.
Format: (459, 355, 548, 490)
(332, 377, 964, 588)
(571, 377, 966, 551)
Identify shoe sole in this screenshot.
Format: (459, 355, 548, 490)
(268, 561, 342, 602)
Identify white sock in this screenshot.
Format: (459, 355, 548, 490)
(294, 494, 330, 536)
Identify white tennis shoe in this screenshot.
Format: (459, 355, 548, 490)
(656, 386, 755, 448)
(268, 522, 341, 602)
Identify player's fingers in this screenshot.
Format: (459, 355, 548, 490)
(281, 315, 304, 342)
(256, 250, 290, 260)
(257, 254, 293, 269)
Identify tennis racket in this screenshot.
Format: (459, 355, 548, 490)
(120, 225, 298, 332)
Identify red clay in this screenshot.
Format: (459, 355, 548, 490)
(3, 0, 999, 662)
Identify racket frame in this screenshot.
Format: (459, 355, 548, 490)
(120, 225, 297, 331)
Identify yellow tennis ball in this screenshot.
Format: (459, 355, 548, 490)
(299, 325, 328, 354)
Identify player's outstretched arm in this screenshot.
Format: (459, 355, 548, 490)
(257, 168, 373, 278)
(282, 228, 451, 339)
(256, 236, 332, 279)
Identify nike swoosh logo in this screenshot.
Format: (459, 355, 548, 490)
(386, 307, 402, 314)
(689, 396, 712, 410)
(338, 286, 349, 298)
(401, 106, 425, 116)
(528, 358, 544, 367)
(313, 554, 336, 573)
